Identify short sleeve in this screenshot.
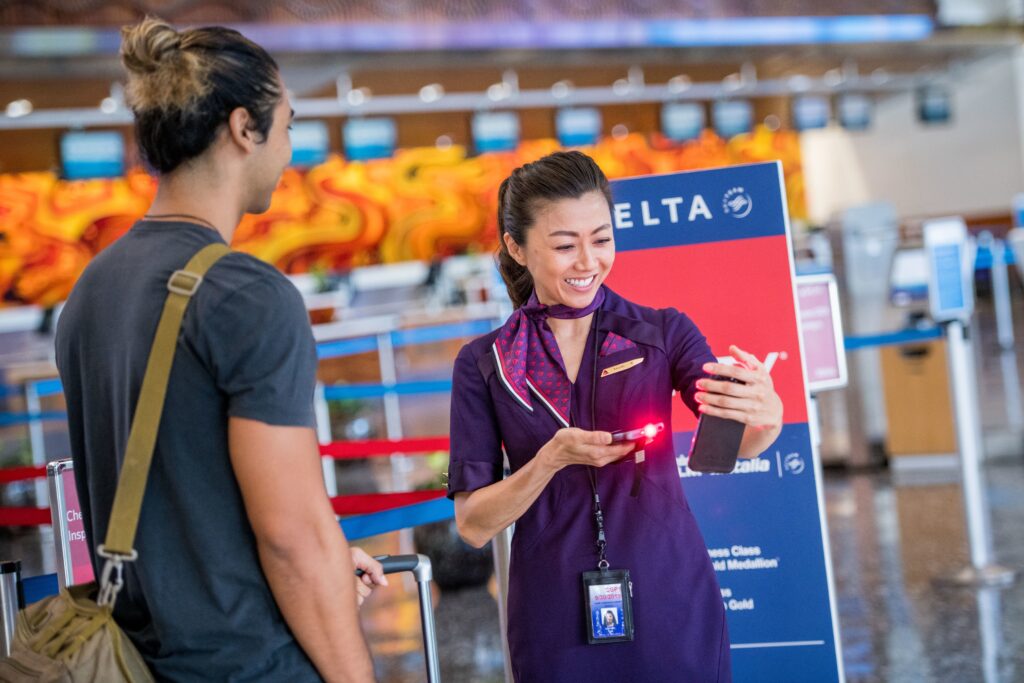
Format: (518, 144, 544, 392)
(447, 343, 503, 498)
(663, 309, 716, 418)
(201, 273, 318, 427)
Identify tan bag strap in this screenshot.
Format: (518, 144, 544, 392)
(97, 243, 230, 597)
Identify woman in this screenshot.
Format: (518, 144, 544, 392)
(448, 151, 783, 682)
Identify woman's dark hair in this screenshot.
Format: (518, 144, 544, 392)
(120, 17, 282, 174)
(497, 150, 613, 308)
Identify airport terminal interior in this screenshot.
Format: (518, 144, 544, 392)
(2, 1, 1024, 682)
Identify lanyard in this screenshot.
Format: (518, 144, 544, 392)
(587, 467, 610, 569)
(587, 309, 611, 570)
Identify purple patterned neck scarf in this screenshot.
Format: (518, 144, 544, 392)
(492, 287, 606, 427)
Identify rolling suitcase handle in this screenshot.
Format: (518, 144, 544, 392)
(357, 554, 440, 683)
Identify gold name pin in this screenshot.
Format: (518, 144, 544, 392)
(600, 356, 644, 378)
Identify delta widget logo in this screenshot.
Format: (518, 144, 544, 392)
(783, 452, 806, 475)
(722, 187, 753, 218)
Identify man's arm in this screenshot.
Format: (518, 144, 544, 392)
(229, 417, 375, 683)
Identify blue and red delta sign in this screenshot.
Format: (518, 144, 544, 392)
(607, 162, 844, 683)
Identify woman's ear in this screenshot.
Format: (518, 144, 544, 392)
(503, 232, 528, 267)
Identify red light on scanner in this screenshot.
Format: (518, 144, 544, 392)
(610, 421, 664, 444)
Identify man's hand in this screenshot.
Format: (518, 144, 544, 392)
(351, 548, 387, 607)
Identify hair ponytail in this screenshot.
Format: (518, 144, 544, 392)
(497, 176, 535, 309)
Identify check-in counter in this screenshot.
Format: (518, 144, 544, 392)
(880, 339, 957, 468)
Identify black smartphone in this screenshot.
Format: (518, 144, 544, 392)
(610, 422, 664, 443)
(687, 374, 745, 473)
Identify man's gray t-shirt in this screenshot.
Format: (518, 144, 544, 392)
(55, 221, 321, 681)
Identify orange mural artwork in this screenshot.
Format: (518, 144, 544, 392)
(0, 127, 805, 306)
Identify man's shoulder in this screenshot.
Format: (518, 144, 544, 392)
(201, 251, 304, 313)
(209, 251, 292, 289)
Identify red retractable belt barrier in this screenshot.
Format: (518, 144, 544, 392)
(330, 490, 447, 515)
(0, 436, 453, 526)
(0, 466, 48, 484)
(319, 437, 450, 459)
(0, 506, 50, 526)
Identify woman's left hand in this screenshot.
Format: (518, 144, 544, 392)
(694, 345, 783, 431)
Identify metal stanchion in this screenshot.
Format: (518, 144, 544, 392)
(376, 332, 414, 557)
(999, 349, 1024, 433)
(313, 383, 338, 497)
(24, 382, 48, 507)
(935, 320, 1015, 587)
(977, 587, 1004, 683)
(990, 240, 1015, 351)
(0, 560, 22, 657)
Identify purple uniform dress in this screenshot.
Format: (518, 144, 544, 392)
(448, 288, 731, 683)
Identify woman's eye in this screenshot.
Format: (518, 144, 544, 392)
(595, 238, 612, 245)
(555, 245, 574, 252)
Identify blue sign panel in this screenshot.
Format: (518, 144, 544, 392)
(661, 101, 706, 142)
(607, 162, 843, 682)
(473, 111, 520, 153)
(918, 85, 952, 124)
(677, 425, 840, 681)
(713, 100, 753, 138)
(610, 162, 787, 251)
(933, 244, 965, 310)
(289, 120, 330, 167)
(556, 107, 602, 147)
(837, 93, 872, 131)
(924, 217, 973, 322)
(793, 95, 831, 131)
(344, 118, 397, 161)
(60, 131, 124, 180)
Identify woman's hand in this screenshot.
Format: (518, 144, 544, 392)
(350, 547, 388, 608)
(538, 428, 636, 472)
(694, 345, 783, 432)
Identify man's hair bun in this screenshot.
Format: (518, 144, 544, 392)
(121, 17, 183, 74)
(120, 16, 209, 112)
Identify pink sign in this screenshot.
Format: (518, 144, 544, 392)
(796, 276, 847, 392)
(60, 467, 95, 586)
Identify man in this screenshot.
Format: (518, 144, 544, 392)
(55, 18, 382, 682)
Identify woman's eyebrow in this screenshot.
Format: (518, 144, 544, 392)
(548, 224, 611, 238)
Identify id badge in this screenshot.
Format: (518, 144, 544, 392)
(582, 569, 634, 644)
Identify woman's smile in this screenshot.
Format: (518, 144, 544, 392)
(564, 274, 597, 291)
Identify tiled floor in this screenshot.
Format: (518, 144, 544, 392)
(825, 463, 1023, 683)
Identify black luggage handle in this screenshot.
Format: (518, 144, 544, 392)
(355, 553, 433, 582)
